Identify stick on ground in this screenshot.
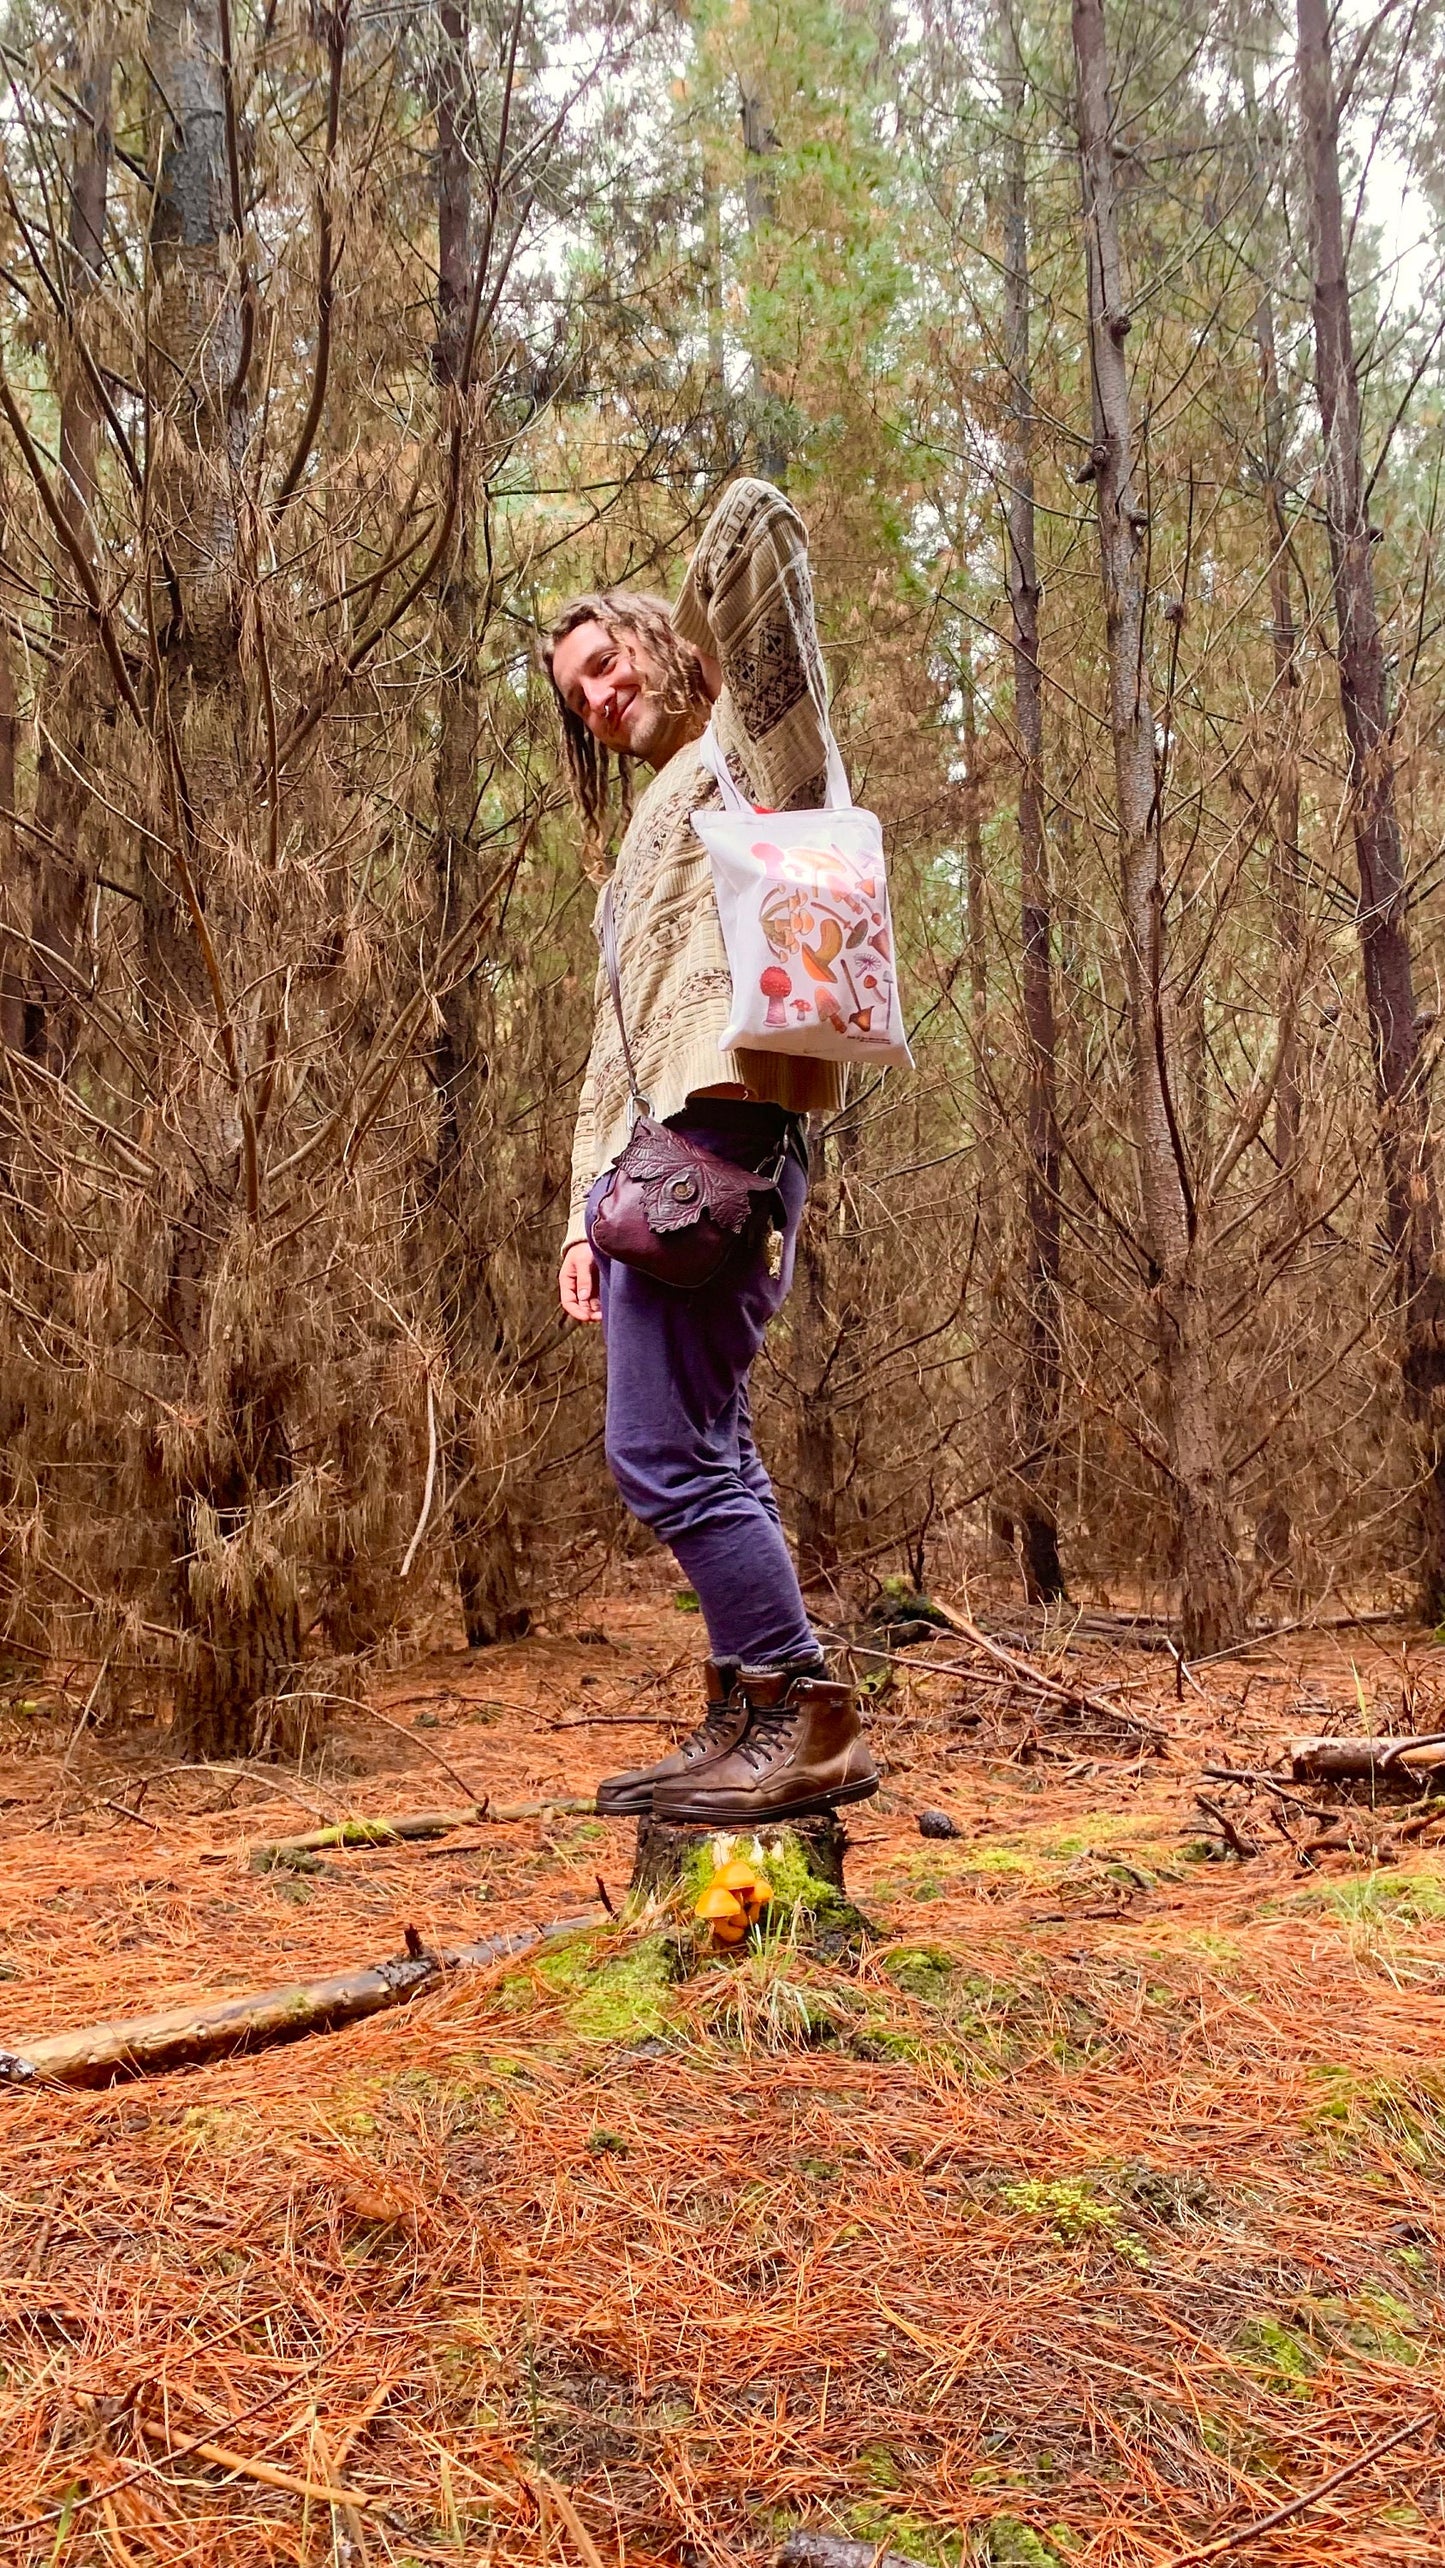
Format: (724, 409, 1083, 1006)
(929, 1597, 1163, 1737)
(0, 1914, 597, 2088)
(1159, 2408, 1431, 2566)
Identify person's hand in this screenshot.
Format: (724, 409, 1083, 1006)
(559, 1239, 601, 1324)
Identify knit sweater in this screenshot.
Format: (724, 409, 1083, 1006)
(563, 478, 845, 1250)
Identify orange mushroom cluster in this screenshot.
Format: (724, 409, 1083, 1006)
(694, 1856, 774, 1949)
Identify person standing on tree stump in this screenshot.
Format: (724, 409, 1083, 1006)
(546, 478, 878, 1828)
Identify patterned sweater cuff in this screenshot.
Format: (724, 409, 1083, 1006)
(671, 580, 716, 658)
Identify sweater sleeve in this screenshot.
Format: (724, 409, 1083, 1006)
(562, 927, 608, 1251)
(672, 477, 830, 811)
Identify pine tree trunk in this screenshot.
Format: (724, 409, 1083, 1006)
(1000, 16, 1065, 1604)
(26, 49, 112, 1075)
(0, 607, 19, 1083)
(431, 0, 531, 1649)
(1253, 292, 1303, 1183)
(148, 0, 245, 680)
(1295, 0, 1445, 1613)
(148, 0, 300, 1755)
(739, 78, 787, 484)
(1072, 0, 1241, 1656)
(959, 638, 1009, 1565)
(1250, 287, 1304, 1580)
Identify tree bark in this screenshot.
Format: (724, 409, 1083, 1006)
(959, 635, 1010, 1565)
(1295, 0, 1445, 1614)
(629, 1810, 848, 1901)
(430, 0, 532, 1648)
(1072, 0, 1241, 1655)
(0, 1919, 593, 2088)
(1290, 1736, 1445, 1790)
(0, 603, 19, 1083)
(1254, 291, 1303, 1183)
(146, 0, 302, 1756)
(26, 48, 113, 1075)
(148, 0, 244, 681)
(1000, 13, 1065, 1604)
(1250, 286, 1304, 1581)
(739, 78, 788, 484)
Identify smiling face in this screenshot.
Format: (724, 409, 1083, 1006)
(550, 617, 703, 769)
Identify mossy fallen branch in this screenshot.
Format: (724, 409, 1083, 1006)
(0, 1913, 597, 2089)
(247, 1795, 592, 1869)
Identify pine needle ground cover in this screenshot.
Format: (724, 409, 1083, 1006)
(2, 1598, 1443, 2564)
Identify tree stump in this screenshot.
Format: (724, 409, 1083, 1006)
(627, 1808, 871, 1960)
(629, 1808, 848, 1899)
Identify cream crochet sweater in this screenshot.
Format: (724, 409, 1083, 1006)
(563, 478, 845, 1250)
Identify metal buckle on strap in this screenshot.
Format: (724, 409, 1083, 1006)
(626, 1091, 653, 1134)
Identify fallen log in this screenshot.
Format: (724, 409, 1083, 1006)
(247, 1794, 592, 1868)
(1289, 1735, 1445, 1791)
(0, 1913, 596, 2089)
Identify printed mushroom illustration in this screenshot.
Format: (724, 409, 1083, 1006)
(759, 964, 791, 1027)
(800, 917, 844, 984)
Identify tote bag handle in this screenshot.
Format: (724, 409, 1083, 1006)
(695, 644, 853, 815)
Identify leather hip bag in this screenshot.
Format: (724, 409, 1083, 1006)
(587, 879, 791, 1291)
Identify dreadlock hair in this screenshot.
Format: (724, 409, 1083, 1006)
(542, 591, 714, 870)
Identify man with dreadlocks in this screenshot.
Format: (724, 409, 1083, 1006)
(545, 477, 879, 1828)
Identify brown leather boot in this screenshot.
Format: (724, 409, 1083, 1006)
(651, 1661, 879, 1826)
(594, 1660, 744, 1817)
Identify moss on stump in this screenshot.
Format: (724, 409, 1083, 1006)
(631, 1811, 871, 1958)
(630, 1808, 847, 1899)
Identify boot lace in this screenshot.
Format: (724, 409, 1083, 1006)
(737, 1698, 800, 1773)
(680, 1699, 736, 1761)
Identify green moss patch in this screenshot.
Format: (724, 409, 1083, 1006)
(1001, 2178, 1148, 2266)
(682, 1831, 870, 1964)
(884, 1945, 957, 2003)
(1284, 1868, 1445, 1927)
(1305, 2064, 1445, 2168)
(1239, 2313, 1316, 2396)
(1292, 2289, 1423, 2366)
(842, 2502, 961, 2565)
(500, 1930, 679, 2044)
(975, 2523, 1066, 2567)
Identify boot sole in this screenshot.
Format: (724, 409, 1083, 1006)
(652, 1772, 880, 1828)
(594, 1785, 653, 1818)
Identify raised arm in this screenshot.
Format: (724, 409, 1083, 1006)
(672, 478, 830, 811)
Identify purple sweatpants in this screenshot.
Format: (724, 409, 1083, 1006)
(585, 1108, 818, 1668)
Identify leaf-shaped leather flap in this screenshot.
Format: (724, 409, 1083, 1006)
(615, 1118, 775, 1238)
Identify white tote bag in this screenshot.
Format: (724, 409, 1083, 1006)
(692, 721, 913, 1070)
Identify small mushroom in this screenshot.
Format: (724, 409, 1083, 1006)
(712, 1857, 773, 1922)
(695, 1883, 749, 1947)
(759, 964, 791, 1028)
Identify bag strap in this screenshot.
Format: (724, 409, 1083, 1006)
(695, 647, 853, 816)
(598, 878, 651, 1125)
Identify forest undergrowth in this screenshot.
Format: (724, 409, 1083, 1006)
(2, 1585, 1443, 2566)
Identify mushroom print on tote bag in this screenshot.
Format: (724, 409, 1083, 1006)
(692, 723, 913, 1070)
